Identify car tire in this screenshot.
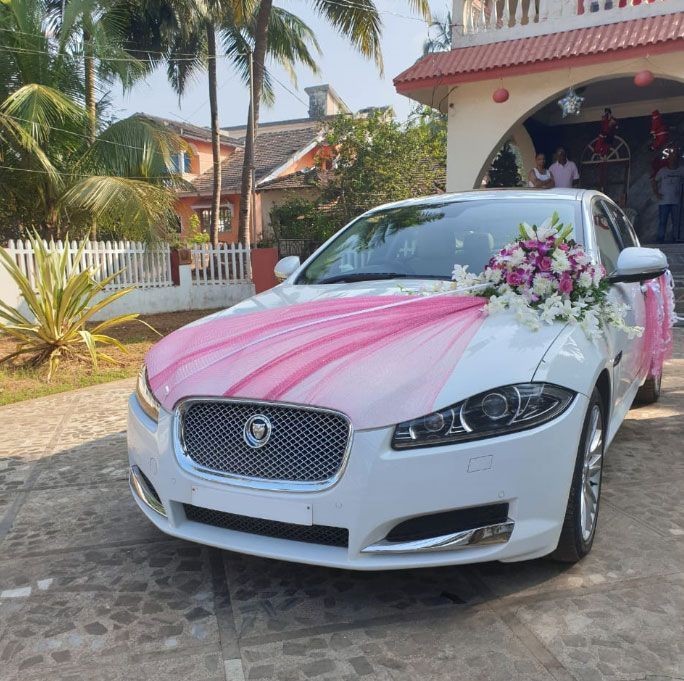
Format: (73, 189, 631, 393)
(634, 372, 661, 405)
(550, 388, 605, 563)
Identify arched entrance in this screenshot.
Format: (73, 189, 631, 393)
(580, 135, 631, 203)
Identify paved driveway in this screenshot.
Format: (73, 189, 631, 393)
(1, 332, 682, 681)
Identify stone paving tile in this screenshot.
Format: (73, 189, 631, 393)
(602, 479, 684, 539)
(512, 576, 684, 681)
(224, 553, 480, 638)
(11, 648, 225, 681)
(238, 606, 556, 681)
(471, 503, 683, 601)
(0, 543, 221, 677)
(1, 480, 166, 555)
(31, 432, 128, 490)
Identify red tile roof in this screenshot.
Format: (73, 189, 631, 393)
(394, 14, 684, 90)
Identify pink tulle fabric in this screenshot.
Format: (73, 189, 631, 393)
(641, 272, 676, 377)
(146, 294, 487, 429)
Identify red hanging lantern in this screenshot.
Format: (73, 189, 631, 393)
(634, 70, 654, 87)
(493, 87, 509, 103)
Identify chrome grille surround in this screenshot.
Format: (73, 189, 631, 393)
(174, 398, 353, 492)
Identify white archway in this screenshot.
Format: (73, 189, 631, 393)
(445, 51, 684, 191)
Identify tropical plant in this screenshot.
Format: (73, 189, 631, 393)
(423, 8, 452, 54)
(237, 0, 433, 245)
(0, 233, 142, 379)
(121, 0, 320, 245)
(0, 0, 187, 240)
(319, 108, 447, 227)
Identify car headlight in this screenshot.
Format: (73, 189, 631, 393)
(392, 383, 575, 449)
(136, 366, 161, 422)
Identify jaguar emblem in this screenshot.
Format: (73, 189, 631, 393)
(243, 415, 272, 448)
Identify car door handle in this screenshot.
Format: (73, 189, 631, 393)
(613, 351, 623, 367)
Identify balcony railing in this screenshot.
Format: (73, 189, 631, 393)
(457, 0, 677, 44)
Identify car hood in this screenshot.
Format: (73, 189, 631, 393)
(146, 281, 565, 430)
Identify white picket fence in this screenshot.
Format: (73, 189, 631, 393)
(5, 239, 174, 291)
(190, 243, 250, 285)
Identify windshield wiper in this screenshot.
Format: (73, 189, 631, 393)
(316, 272, 415, 284)
(317, 272, 449, 284)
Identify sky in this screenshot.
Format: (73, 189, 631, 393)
(109, 0, 446, 129)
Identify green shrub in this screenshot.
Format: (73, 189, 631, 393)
(0, 233, 143, 379)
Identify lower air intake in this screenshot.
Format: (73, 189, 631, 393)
(183, 504, 349, 548)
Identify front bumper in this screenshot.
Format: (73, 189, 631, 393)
(127, 393, 588, 570)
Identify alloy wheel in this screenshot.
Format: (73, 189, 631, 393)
(580, 404, 603, 541)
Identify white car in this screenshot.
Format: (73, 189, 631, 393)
(128, 189, 668, 570)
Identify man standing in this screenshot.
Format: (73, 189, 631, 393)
(549, 147, 580, 188)
(652, 150, 684, 243)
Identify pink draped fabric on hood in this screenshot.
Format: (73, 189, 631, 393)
(146, 294, 487, 429)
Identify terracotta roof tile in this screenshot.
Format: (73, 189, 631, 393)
(394, 14, 684, 89)
(191, 123, 321, 195)
(137, 114, 243, 146)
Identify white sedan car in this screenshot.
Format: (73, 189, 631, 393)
(128, 190, 668, 570)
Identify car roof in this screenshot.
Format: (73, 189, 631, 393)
(363, 188, 600, 215)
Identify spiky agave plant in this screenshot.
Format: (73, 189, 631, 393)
(0, 233, 143, 379)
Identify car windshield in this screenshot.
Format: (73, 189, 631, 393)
(297, 199, 580, 285)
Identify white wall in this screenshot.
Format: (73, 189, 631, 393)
(0, 263, 255, 322)
(445, 52, 684, 191)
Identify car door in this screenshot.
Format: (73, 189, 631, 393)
(590, 198, 646, 413)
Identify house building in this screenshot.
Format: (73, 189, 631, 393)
(169, 84, 356, 245)
(394, 0, 684, 243)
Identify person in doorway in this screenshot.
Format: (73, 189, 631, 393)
(528, 153, 554, 189)
(652, 148, 684, 243)
(549, 147, 580, 188)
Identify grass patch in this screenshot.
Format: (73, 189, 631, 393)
(0, 309, 220, 406)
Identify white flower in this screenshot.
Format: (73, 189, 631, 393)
(532, 275, 554, 297)
(574, 251, 592, 266)
(452, 264, 481, 288)
(520, 222, 535, 239)
(578, 271, 593, 289)
(551, 251, 570, 274)
(484, 268, 503, 284)
(536, 217, 559, 240)
(508, 247, 525, 267)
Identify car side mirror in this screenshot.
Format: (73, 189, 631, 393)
(274, 256, 300, 282)
(606, 247, 668, 284)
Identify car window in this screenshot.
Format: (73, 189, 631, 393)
(602, 201, 638, 249)
(297, 200, 580, 284)
(591, 201, 621, 273)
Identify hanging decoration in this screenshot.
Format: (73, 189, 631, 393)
(558, 88, 584, 118)
(649, 109, 673, 177)
(649, 110, 669, 152)
(493, 87, 510, 103)
(634, 70, 655, 88)
(592, 108, 619, 158)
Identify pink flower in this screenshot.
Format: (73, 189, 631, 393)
(559, 273, 574, 295)
(536, 256, 552, 272)
(507, 270, 525, 287)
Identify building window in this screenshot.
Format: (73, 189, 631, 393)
(198, 207, 232, 233)
(171, 152, 192, 174)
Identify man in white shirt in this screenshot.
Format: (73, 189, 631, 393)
(652, 151, 684, 243)
(549, 147, 580, 189)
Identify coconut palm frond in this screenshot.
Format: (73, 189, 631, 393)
(309, 0, 383, 74)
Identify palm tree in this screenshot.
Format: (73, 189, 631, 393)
(55, 0, 149, 142)
(121, 0, 320, 245)
(236, 0, 432, 246)
(423, 9, 452, 54)
(0, 0, 185, 239)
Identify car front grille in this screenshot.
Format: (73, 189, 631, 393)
(177, 399, 351, 486)
(183, 504, 349, 548)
